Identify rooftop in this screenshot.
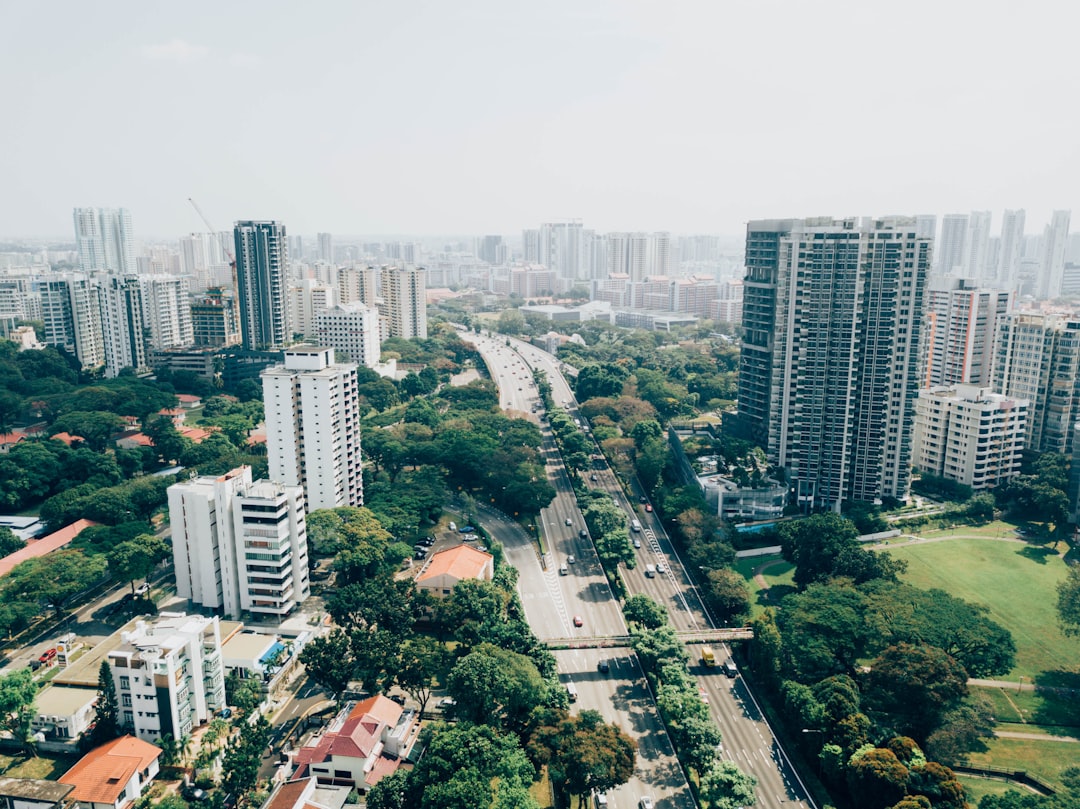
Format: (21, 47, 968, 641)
(0, 518, 99, 578)
(416, 545, 493, 584)
(35, 685, 98, 716)
(60, 735, 161, 805)
(222, 631, 277, 663)
(0, 777, 74, 803)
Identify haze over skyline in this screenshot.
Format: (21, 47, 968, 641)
(3, 0, 1077, 239)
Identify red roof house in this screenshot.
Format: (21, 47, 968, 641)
(59, 735, 161, 809)
(0, 519, 98, 578)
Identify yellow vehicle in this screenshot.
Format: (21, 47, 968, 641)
(701, 645, 716, 666)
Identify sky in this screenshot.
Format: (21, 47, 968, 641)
(1, 0, 1077, 240)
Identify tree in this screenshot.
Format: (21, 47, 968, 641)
(1057, 565, 1080, 637)
(699, 760, 757, 809)
(221, 714, 271, 806)
(924, 696, 996, 766)
(864, 644, 969, 741)
(144, 414, 189, 464)
(530, 709, 636, 808)
(0, 526, 25, 558)
(846, 747, 910, 809)
(395, 637, 451, 713)
(225, 671, 264, 715)
(0, 668, 38, 755)
(82, 662, 121, 751)
(623, 594, 667, 630)
(705, 568, 752, 625)
(51, 410, 125, 451)
(776, 583, 871, 681)
(3, 550, 108, 615)
(630, 625, 689, 676)
(366, 769, 410, 809)
(107, 534, 169, 593)
(446, 644, 549, 734)
(299, 629, 355, 695)
(779, 512, 905, 588)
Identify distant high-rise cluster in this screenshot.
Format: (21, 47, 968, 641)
(73, 207, 135, 274)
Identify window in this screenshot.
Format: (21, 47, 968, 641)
(122, 694, 133, 707)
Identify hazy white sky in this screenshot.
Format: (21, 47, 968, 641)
(2, 0, 1077, 239)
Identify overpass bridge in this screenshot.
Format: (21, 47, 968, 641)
(544, 626, 753, 651)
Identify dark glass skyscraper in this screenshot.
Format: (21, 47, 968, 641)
(234, 220, 289, 350)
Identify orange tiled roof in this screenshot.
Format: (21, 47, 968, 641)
(0, 518, 98, 578)
(59, 735, 161, 805)
(416, 545, 493, 583)
(0, 433, 25, 448)
(263, 778, 312, 809)
(48, 432, 83, 446)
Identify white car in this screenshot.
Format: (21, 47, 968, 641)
(567, 555, 576, 564)
(656, 562, 667, 574)
(134, 582, 150, 596)
(565, 518, 572, 526)
(639, 799, 654, 809)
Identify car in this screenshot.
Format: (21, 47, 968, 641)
(134, 582, 150, 596)
(645, 504, 653, 512)
(559, 564, 568, 576)
(439, 697, 456, 709)
(597, 659, 610, 674)
(573, 615, 583, 627)
(183, 787, 209, 803)
(414, 550, 427, 559)
(476, 546, 487, 552)
(565, 518, 572, 526)
(459, 525, 475, 533)
(217, 707, 233, 719)
(420, 537, 435, 546)
(464, 533, 479, 541)
(589, 474, 598, 481)
(699, 687, 709, 704)
(639, 495, 647, 503)
(38, 648, 57, 664)
(639, 799, 654, 809)
(579, 529, 588, 539)
(389, 694, 406, 706)
(633, 538, 641, 549)
(567, 555, 576, 564)
(656, 562, 667, 574)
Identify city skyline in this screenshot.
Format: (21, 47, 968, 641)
(2, 1, 1077, 238)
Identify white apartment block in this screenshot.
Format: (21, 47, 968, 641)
(168, 466, 311, 619)
(98, 275, 149, 377)
(380, 266, 427, 339)
(107, 612, 226, 742)
(288, 279, 336, 339)
(39, 273, 105, 371)
(922, 278, 1012, 388)
(263, 346, 363, 510)
(140, 274, 193, 350)
(913, 385, 1028, 491)
(315, 302, 381, 368)
(337, 265, 378, 306)
(73, 207, 135, 274)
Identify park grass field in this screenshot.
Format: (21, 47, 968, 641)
(735, 553, 795, 617)
(965, 736, 1079, 793)
(885, 537, 1080, 680)
(957, 775, 1025, 804)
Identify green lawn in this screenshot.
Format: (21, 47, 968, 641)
(966, 736, 1079, 793)
(973, 686, 1080, 733)
(735, 554, 796, 617)
(886, 538, 1080, 679)
(0, 752, 77, 780)
(957, 775, 1029, 804)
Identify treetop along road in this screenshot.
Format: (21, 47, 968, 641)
(544, 628, 754, 650)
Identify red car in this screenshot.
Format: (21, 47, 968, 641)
(38, 648, 57, 664)
(573, 615, 583, 628)
(645, 504, 653, 512)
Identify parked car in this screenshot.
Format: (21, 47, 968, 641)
(639, 798, 654, 809)
(217, 707, 233, 719)
(38, 648, 57, 664)
(567, 555, 576, 564)
(439, 697, 456, 709)
(459, 525, 475, 533)
(589, 474, 598, 481)
(389, 694, 406, 706)
(597, 659, 610, 674)
(134, 582, 150, 596)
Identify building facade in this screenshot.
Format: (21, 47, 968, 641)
(734, 217, 930, 511)
(167, 466, 311, 619)
(139, 275, 193, 351)
(235, 221, 290, 350)
(191, 288, 241, 347)
(315, 303, 381, 368)
(262, 346, 363, 510)
(921, 278, 1011, 388)
(107, 613, 225, 742)
(98, 275, 148, 377)
(913, 385, 1028, 491)
(73, 207, 135, 274)
(380, 266, 427, 339)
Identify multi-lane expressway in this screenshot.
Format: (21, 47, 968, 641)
(466, 329, 816, 809)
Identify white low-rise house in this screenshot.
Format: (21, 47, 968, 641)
(260, 777, 350, 809)
(107, 612, 225, 743)
(0, 777, 74, 809)
(31, 686, 97, 742)
(59, 735, 160, 809)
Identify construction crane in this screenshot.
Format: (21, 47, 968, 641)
(187, 198, 241, 330)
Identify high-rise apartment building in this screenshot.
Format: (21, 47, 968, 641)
(98, 275, 148, 377)
(1038, 210, 1071, 299)
(262, 346, 363, 510)
(734, 217, 930, 512)
(317, 232, 333, 264)
(522, 229, 540, 264)
(539, 221, 585, 281)
(477, 235, 505, 265)
(287, 279, 336, 339)
(380, 266, 427, 338)
(168, 465, 310, 619)
(936, 214, 968, 277)
(608, 232, 672, 281)
(107, 613, 226, 742)
(191, 288, 241, 347)
(234, 220, 289, 350)
(337, 265, 378, 306)
(73, 207, 135, 274)
(922, 278, 1012, 388)
(315, 302, 382, 368)
(998, 209, 1026, 288)
(964, 211, 993, 281)
(912, 384, 1028, 492)
(992, 313, 1080, 454)
(39, 274, 105, 371)
(139, 275, 193, 351)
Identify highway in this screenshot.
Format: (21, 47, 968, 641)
(468, 330, 817, 809)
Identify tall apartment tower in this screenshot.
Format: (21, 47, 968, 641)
(316, 302, 381, 368)
(262, 346, 363, 510)
(1038, 210, 1072, 299)
(380, 266, 427, 338)
(234, 220, 289, 350)
(39, 273, 105, 371)
(992, 313, 1080, 454)
(318, 232, 333, 264)
(998, 209, 1026, 288)
(522, 229, 540, 264)
(98, 275, 148, 377)
(287, 278, 336, 339)
(936, 214, 968, 277)
(167, 465, 310, 619)
(964, 211, 993, 281)
(139, 275, 193, 350)
(337, 266, 378, 306)
(73, 207, 135, 274)
(191, 288, 241, 347)
(734, 217, 930, 512)
(539, 221, 585, 282)
(922, 278, 1012, 388)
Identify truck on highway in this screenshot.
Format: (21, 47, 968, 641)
(630, 519, 642, 532)
(566, 681, 578, 702)
(644, 563, 656, 578)
(701, 645, 716, 666)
